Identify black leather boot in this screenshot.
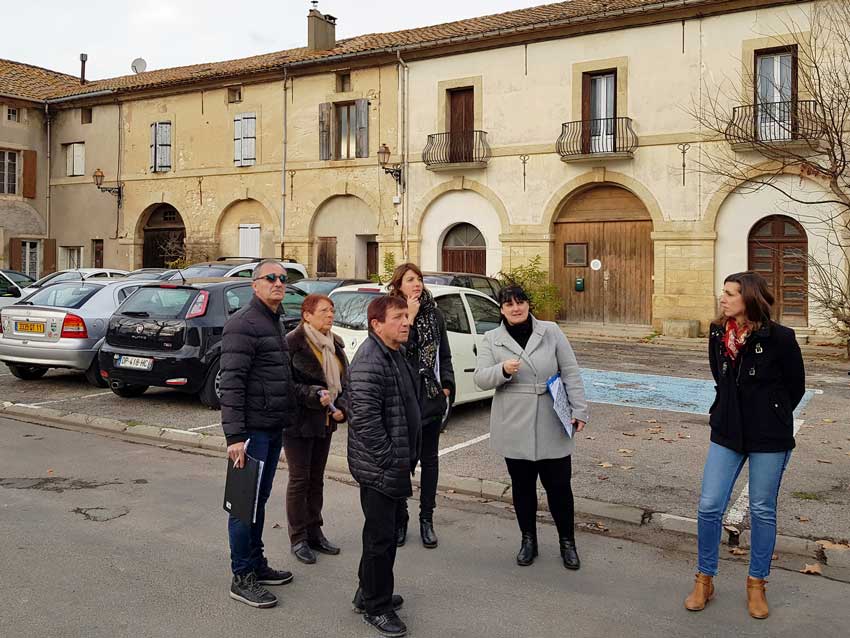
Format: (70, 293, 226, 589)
(420, 519, 438, 549)
(516, 532, 538, 566)
(559, 537, 580, 570)
(396, 520, 408, 547)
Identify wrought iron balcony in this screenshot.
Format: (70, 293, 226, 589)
(422, 130, 491, 169)
(725, 100, 823, 146)
(556, 117, 638, 161)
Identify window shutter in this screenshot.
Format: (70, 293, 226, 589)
(318, 102, 332, 160)
(316, 237, 337, 276)
(156, 122, 172, 172)
(233, 114, 243, 165)
(242, 113, 256, 166)
(73, 143, 85, 176)
(8, 238, 23, 271)
(66, 144, 75, 176)
(150, 123, 156, 171)
(43, 238, 57, 275)
(22, 150, 36, 198)
(355, 98, 369, 158)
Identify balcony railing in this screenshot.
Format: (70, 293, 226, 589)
(556, 117, 638, 159)
(422, 130, 491, 167)
(725, 100, 823, 146)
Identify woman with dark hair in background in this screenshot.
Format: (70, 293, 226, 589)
(474, 284, 589, 570)
(284, 293, 349, 565)
(387, 262, 454, 549)
(684, 271, 805, 619)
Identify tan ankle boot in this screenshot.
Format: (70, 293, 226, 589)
(684, 573, 715, 611)
(746, 577, 769, 619)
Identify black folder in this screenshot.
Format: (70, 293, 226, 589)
(223, 454, 263, 525)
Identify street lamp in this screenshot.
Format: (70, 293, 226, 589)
(92, 168, 122, 207)
(378, 143, 402, 185)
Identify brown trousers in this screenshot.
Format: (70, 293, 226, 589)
(283, 434, 333, 545)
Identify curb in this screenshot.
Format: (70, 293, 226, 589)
(0, 403, 825, 560)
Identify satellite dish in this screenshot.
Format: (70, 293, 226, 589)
(131, 58, 147, 74)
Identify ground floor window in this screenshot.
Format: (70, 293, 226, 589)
(60, 246, 83, 270)
(21, 240, 39, 279)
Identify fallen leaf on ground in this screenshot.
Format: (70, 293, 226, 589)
(801, 563, 823, 575)
(586, 436, 596, 440)
(822, 418, 835, 423)
(677, 432, 691, 439)
(620, 465, 635, 470)
(730, 548, 748, 556)
(646, 419, 658, 424)
(816, 540, 850, 551)
(797, 516, 811, 522)
(597, 475, 609, 481)
(643, 436, 654, 441)
(772, 553, 778, 560)
(622, 432, 637, 437)
(817, 459, 833, 464)
(660, 437, 676, 443)
(598, 462, 614, 468)
(617, 448, 635, 454)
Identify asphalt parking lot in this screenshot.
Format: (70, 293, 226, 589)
(1, 339, 848, 542)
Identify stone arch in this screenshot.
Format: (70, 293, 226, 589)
(216, 198, 279, 258)
(135, 202, 186, 268)
(305, 180, 382, 237)
(541, 169, 664, 232)
(310, 194, 379, 278)
(0, 201, 46, 236)
(413, 177, 510, 239)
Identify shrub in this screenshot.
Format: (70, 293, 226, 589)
(498, 255, 562, 320)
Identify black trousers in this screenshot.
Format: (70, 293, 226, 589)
(283, 434, 333, 545)
(397, 418, 440, 525)
(505, 455, 575, 541)
(358, 486, 401, 615)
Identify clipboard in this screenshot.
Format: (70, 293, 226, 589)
(546, 373, 574, 438)
(223, 442, 264, 525)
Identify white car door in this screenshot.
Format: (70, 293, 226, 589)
(462, 291, 502, 401)
(434, 292, 477, 404)
(0, 273, 23, 309)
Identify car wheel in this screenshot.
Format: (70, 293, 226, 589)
(110, 384, 149, 398)
(7, 363, 48, 381)
(199, 360, 221, 410)
(84, 358, 109, 388)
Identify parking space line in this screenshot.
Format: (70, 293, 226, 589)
(438, 433, 490, 458)
(188, 423, 221, 432)
(15, 391, 113, 407)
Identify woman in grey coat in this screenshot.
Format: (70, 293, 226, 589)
(474, 285, 589, 569)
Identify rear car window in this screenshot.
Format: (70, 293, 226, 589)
(179, 265, 232, 278)
(25, 282, 103, 309)
(119, 287, 197, 318)
(294, 280, 338, 296)
(332, 291, 380, 330)
(285, 267, 304, 283)
(32, 271, 83, 287)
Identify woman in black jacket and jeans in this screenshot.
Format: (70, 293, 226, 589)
(388, 263, 454, 549)
(684, 271, 805, 620)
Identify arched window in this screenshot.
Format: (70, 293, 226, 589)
(441, 223, 486, 274)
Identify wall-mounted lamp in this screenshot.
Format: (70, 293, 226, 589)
(377, 143, 402, 185)
(92, 168, 123, 207)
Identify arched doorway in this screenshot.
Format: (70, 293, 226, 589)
(311, 195, 377, 278)
(142, 204, 185, 267)
(553, 185, 653, 324)
(441, 223, 486, 274)
(748, 215, 808, 326)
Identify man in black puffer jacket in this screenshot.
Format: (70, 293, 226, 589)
(220, 259, 322, 609)
(348, 295, 421, 638)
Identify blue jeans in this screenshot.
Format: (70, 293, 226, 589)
(697, 442, 792, 579)
(228, 430, 282, 576)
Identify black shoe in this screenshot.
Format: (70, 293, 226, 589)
(420, 519, 438, 548)
(351, 587, 404, 614)
(396, 521, 408, 547)
(560, 537, 581, 570)
(292, 540, 317, 565)
(229, 572, 278, 608)
(516, 532, 538, 566)
(363, 610, 407, 637)
(255, 564, 294, 586)
(307, 532, 341, 556)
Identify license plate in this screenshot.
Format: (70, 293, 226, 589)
(15, 321, 44, 334)
(116, 355, 153, 371)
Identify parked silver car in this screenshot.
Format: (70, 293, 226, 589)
(0, 280, 150, 386)
(18, 268, 129, 297)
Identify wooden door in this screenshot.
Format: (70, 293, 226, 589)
(441, 248, 485, 274)
(602, 221, 653, 324)
(554, 222, 605, 322)
(748, 215, 807, 326)
(449, 88, 474, 162)
(92, 239, 104, 268)
(366, 241, 379, 279)
(316, 237, 337, 277)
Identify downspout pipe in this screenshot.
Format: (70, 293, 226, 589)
(281, 67, 288, 259)
(396, 50, 409, 261)
(44, 103, 51, 240)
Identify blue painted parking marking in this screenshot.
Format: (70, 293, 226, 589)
(580, 368, 815, 416)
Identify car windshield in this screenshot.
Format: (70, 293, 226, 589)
(24, 282, 104, 308)
(293, 280, 338, 296)
(31, 270, 84, 287)
(125, 271, 166, 280)
(4, 271, 34, 286)
(331, 291, 381, 330)
(178, 265, 233, 278)
(119, 287, 198, 318)
(423, 275, 451, 286)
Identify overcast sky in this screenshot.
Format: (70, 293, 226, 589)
(5, 1, 548, 79)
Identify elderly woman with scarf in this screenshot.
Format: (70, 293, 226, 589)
(685, 271, 805, 620)
(284, 293, 349, 565)
(388, 263, 454, 549)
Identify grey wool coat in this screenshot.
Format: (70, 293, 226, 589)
(473, 316, 589, 461)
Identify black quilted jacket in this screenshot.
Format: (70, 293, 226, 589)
(347, 332, 422, 499)
(220, 295, 321, 445)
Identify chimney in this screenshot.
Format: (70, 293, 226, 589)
(307, 2, 336, 51)
(79, 53, 88, 85)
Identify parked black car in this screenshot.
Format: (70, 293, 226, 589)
(99, 279, 303, 408)
(292, 277, 371, 296)
(422, 271, 501, 300)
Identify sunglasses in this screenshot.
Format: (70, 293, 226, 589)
(254, 273, 288, 283)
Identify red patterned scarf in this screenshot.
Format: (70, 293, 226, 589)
(724, 319, 750, 361)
